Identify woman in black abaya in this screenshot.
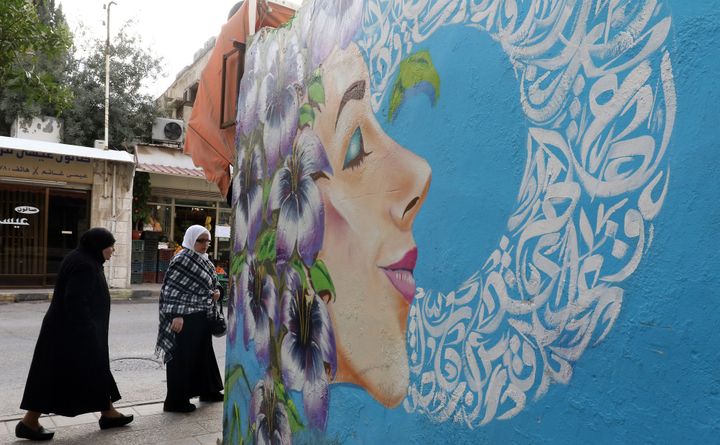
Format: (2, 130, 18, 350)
(16, 227, 133, 441)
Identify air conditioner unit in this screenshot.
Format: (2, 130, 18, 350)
(152, 118, 184, 144)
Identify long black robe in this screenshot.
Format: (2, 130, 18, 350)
(20, 245, 121, 416)
(165, 311, 223, 404)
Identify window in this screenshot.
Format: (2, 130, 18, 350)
(220, 41, 246, 129)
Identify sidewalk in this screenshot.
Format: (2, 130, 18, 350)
(0, 283, 162, 303)
(0, 399, 222, 444)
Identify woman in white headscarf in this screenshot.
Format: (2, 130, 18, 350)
(155, 225, 224, 413)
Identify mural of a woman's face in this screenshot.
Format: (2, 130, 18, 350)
(313, 44, 431, 407)
(227, 2, 679, 441)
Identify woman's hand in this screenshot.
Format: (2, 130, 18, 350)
(211, 289, 221, 302)
(170, 316, 184, 333)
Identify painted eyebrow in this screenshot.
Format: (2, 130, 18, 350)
(334, 80, 366, 129)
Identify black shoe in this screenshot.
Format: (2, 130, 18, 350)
(98, 413, 134, 430)
(15, 421, 55, 441)
(163, 401, 196, 413)
(199, 392, 224, 402)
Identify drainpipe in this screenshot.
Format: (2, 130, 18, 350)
(112, 164, 117, 219)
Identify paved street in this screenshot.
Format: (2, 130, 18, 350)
(0, 299, 226, 423)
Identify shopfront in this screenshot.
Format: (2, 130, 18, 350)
(143, 193, 231, 271)
(0, 136, 134, 288)
(0, 184, 91, 286)
(135, 144, 231, 273)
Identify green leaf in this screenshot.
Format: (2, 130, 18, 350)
(298, 103, 315, 127)
(256, 229, 276, 263)
(290, 258, 308, 291)
(388, 84, 405, 123)
(231, 252, 246, 277)
(231, 402, 242, 445)
(388, 49, 440, 122)
(308, 74, 325, 105)
(285, 397, 304, 433)
(225, 364, 252, 393)
(275, 380, 305, 432)
(262, 177, 272, 210)
(310, 260, 335, 299)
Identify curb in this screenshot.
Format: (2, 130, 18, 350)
(0, 294, 17, 303)
(110, 289, 160, 301)
(0, 290, 159, 303)
(0, 293, 51, 303)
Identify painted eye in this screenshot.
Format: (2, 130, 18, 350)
(342, 127, 370, 170)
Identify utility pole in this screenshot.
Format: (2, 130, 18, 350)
(103, 2, 118, 288)
(104, 1, 116, 151)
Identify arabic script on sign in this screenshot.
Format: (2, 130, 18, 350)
(15, 206, 39, 214)
(0, 217, 29, 226)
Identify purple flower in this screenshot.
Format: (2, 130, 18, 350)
(236, 34, 264, 138)
(233, 142, 263, 253)
(258, 31, 305, 173)
(280, 268, 336, 431)
(239, 255, 279, 365)
(302, 0, 364, 69)
(250, 374, 291, 445)
(269, 128, 331, 266)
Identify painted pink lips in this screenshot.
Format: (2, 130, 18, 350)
(381, 247, 418, 304)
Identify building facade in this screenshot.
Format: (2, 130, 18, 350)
(0, 132, 134, 288)
(134, 143, 231, 279)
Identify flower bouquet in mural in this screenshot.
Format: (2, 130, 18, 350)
(225, 4, 348, 443)
(227, 110, 338, 440)
(224, 0, 446, 441)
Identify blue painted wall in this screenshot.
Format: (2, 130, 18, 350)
(227, 0, 720, 443)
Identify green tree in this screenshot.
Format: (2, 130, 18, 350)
(0, 0, 72, 135)
(62, 21, 163, 150)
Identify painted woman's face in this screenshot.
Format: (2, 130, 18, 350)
(314, 44, 431, 407)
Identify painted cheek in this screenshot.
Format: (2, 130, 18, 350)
(322, 189, 351, 248)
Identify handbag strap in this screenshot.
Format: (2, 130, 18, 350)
(210, 298, 224, 315)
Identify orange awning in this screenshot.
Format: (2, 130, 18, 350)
(184, 1, 296, 198)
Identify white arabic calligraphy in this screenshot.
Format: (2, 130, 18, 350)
(15, 206, 39, 214)
(0, 217, 29, 226)
(357, 0, 676, 427)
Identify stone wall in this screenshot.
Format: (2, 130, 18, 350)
(90, 160, 134, 289)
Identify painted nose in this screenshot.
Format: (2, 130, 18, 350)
(391, 149, 431, 231)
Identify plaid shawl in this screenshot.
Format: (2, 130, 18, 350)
(155, 248, 218, 363)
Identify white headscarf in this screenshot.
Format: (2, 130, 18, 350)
(182, 225, 211, 258)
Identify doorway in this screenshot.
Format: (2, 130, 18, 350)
(0, 184, 89, 287)
(46, 189, 90, 283)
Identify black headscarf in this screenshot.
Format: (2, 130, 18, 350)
(78, 227, 116, 263)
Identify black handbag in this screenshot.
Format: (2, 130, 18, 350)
(208, 298, 227, 337)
